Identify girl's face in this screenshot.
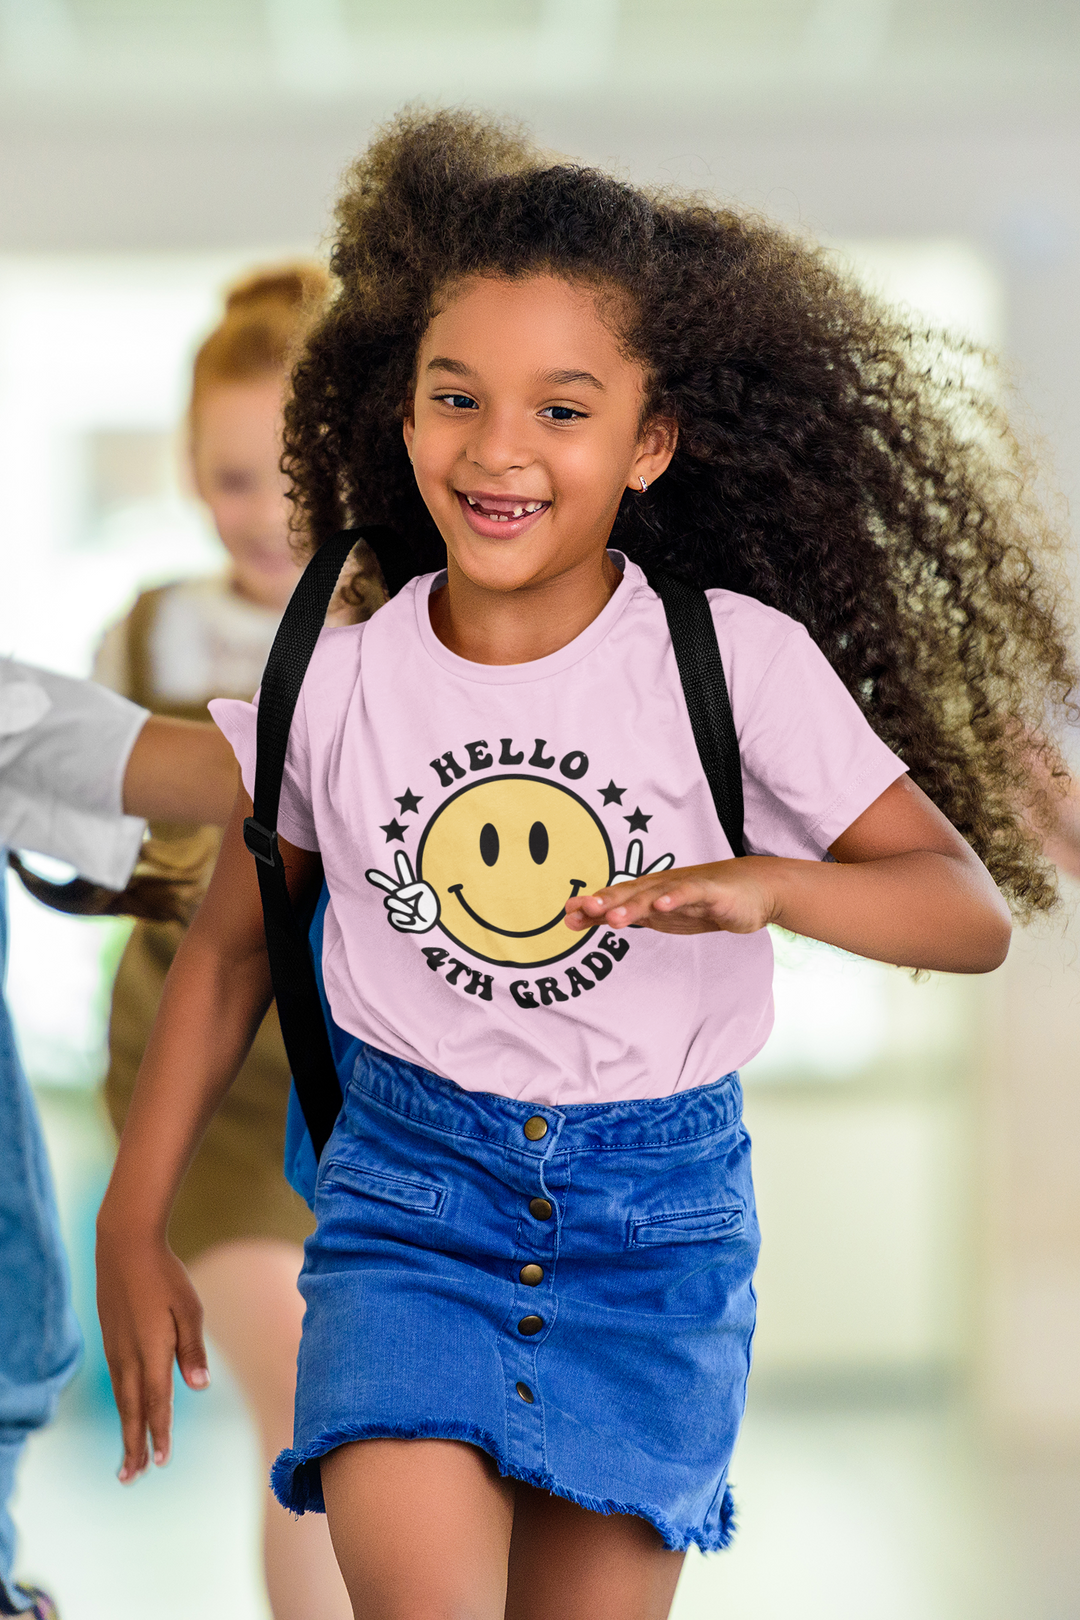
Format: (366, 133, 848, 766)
(190, 375, 303, 612)
(403, 273, 675, 596)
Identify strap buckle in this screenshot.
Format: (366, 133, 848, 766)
(243, 817, 280, 867)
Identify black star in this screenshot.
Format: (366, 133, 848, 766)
(624, 807, 652, 833)
(380, 818, 408, 843)
(395, 788, 423, 815)
(598, 779, 626, 806)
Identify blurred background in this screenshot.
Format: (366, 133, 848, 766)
(2, 2, 1080, 1616)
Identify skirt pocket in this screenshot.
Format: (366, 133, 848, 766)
(629, 1205, 745, 1246)
(318, 1157, 447, 1217)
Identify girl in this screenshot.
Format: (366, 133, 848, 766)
(94, 265, 368, 1620)
(97, 111, 1072, 1620)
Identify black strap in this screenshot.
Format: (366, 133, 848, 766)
(245, 536, 745, 1162)
(244, 527, 398, 1159)
(647, 570, 746, 857)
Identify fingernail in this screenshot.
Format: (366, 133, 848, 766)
(189, 1367, 211, 1388)
(153, 1448, 167, 1466)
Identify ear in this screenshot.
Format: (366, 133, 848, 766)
(627, 416, 678, 495)
(402, 401, 415, 463)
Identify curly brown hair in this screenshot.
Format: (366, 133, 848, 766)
(283, 107, 1076, 917)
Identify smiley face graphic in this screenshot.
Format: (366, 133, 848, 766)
(415, 775, 614, 967)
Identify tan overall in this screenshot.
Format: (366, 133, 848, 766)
(102, 586, 315, 1262)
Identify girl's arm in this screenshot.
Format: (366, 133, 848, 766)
(95, 787, 321, 1482)
(566, 775, 1011, 973)
(1036, 773, 1080, 882)
(121, 716, 240, 826)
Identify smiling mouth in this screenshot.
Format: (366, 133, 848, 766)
(448, 879, 586, 937)
(461, 493, 551, 521)
(455, 492, 552, 536)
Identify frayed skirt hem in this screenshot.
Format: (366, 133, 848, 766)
(271, 1421, 736, 1553)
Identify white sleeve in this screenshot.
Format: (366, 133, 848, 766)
(0, 658, 150, 887)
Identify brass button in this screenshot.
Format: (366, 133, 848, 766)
(516, 1381, 535, 1404)
(517, 1314, 544, 1336)
(529, 1197, 553, 1221)
(523, 1116, 548, 1141)
(519, 1263, 544, 1287)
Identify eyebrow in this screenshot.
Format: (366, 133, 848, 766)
(542, 368, 605, 392)
(425, 358, 606, 393)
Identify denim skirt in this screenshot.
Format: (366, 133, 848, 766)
(271, 1042, 760, 1552)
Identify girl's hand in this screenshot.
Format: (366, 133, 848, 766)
(565, 780, 1012, 974)
(96, 1222, 210, 1482)
(565, 859, 778, 935)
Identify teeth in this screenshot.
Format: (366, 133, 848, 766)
(463, 496, 548, 519)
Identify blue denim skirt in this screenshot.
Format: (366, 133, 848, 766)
(271, 1042, 760, 1552)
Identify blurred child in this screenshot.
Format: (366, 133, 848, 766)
(94, 265, 373, 1620)
(0, 658, 234, 1618)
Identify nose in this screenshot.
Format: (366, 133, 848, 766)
(466, 407, 531, 477)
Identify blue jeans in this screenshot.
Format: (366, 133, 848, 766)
(0, 862, 82, 1612)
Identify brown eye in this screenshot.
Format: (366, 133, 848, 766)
(480, 823, 499, 866)
(529, 822, 549, 864)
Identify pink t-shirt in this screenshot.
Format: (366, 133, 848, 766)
(211, 556, 906, 1106)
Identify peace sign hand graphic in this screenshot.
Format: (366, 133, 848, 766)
(365, 850, 440, 933)
(611, 838, 676, 887)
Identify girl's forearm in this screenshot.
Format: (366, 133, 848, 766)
(122, 716, 239, 825)
(98, 928, 272, 1240)
(770, 849, 1010, 972)
(1041, 784, 1080, 881)
(571, 778, 1012, 972)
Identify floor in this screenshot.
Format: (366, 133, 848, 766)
(10, 1371, 1080, 1620)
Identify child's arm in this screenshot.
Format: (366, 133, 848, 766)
(121, 716, 239, 826)
(1034, 769, 1080, 882)
(1043, 799, 1080, 880)
(566, 775, 1011, 973)
(95, 787, 321, 1482)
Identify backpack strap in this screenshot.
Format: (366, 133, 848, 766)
(243, 527, 400, 1159)
(646, 570, 746, 858)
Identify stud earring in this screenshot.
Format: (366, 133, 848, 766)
(638, 475, 649, 493)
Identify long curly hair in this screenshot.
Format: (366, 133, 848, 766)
(284, 108, 1076, 917)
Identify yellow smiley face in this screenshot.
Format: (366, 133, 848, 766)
(416, 775, 614, 967)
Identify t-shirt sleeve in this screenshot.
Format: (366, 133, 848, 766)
(728, 611, 908, 859)
(209, 690, 320, 851)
